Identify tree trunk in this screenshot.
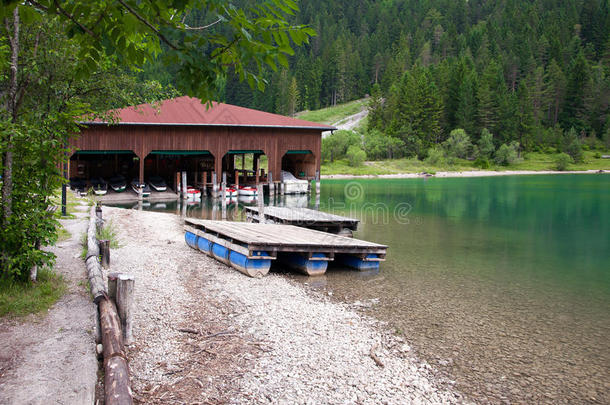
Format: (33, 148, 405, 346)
(1, 6, 20, 228)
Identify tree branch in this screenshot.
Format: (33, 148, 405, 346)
(28, 1, 99, 39)
(117, 0, 180, 50)
(185, 18, 222, 30)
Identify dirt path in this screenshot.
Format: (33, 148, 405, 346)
(331, 108, 369, 132)
(0, 202, 98, 405)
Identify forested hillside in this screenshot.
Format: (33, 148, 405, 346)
(141, 0, 610, 159)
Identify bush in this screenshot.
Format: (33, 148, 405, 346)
(363, 130, 405, 160)
(593, 151, 602, 159)
(494, 142, 520, 166)
(474, 156, 490, 169)
(555, 153, 573, 171)
(443, 128, 472, 159)
(561, 127, 584, 162)
(478, 128, 495, 158)
(346, 145, 366, 166)
(424, 146, 445, 166)
(321, 130, 362, 162)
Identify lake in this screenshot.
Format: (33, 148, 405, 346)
(110, 174, 610, 403)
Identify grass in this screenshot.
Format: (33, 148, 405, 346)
(50, 186, 90, 218)
(56, 226, 71, 243)
(321, 151, 610, 176)
(296, 98, 368, 125)
(0, 268, 67, 318)
(80, 218, 121, 259)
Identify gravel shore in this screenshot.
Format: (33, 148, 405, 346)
(105, 207, 464, 404)
(322, 169, 606, 179)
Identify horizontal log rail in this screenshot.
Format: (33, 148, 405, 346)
(86, 206, 133, 405)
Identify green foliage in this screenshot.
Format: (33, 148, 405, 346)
(0, 268, 66, 317)
(494, 142, 520, 166)
(424, 146, 445, 166)
(346, 145, 366, 166)
(385, 66, 444, 155)
(561, 127, 584, 162)
(321, 130, 361, 162)
(6, 0, 316, 103)
(555, 153, 574, 171)
(363, 130, 405, 160)
(443, 129, 472, 159)
(478, 128, 496, 158)
(97, 220, 121, 249)
(474, 156, 491, 169)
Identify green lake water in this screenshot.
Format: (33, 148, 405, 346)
(108, 174, 610, 403)
(315, 174, 610, 404)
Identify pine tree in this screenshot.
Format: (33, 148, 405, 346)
(543, 59, 566, 126)
(561, 51, 591, 131)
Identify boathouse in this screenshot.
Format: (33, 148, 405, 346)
(70, 96, 334, 193)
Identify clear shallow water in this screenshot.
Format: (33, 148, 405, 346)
(108, 174, 610, 403)
(316, 175, 610, 404)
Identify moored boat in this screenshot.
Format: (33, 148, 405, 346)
(148, 175, 167, 192)
(238, 185, 258, 196)
(186, 186, 201, 200)
(90, 177, 108, 196)
(226, 186, 238, 197)
(131, 179, 151, 197)
(109, 175, 127, 192)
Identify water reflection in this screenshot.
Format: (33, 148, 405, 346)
(319, 175, 610, 404)
(104, 191, 316, 222)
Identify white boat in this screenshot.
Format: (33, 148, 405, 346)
(281, 170, 309, 194)
(148, 175, 167, 192)
(131, 179, 151, 197)
(91, 177, 108, 196)
(225, 186, 238, 197)
(238, 185, 258, 196)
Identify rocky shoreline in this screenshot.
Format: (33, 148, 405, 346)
(322, 169, 606, 179)
(106, 207, 465, 404)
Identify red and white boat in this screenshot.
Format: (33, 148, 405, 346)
(187, 186, 201, 201)
(238, 185, 258, 196)
(225, 186, 238, 197)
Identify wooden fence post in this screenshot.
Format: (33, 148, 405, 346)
(99, 239, 110, 269)
(116, 274, 135, 345)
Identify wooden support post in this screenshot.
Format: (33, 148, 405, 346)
(316, 170, 321, 195)
(268, 172, 274, 198)
(235, 169, 239, 188)
(212, 171, 217, 197)
(221, 182, 227, 220)
(280, 181, 285, 196)
(138, 157, 144, 201)
(222, 171, 227, 185)
(241, 154, 245, 170)
(181, 171, 187, 199)
(108, 272, 120, 302)
(116, 274, 135, 345)
(99, 239, 110, 269)
(254, 155, 260, 185)
(257, 184, 264, 223)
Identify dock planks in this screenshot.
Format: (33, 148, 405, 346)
(244, 206, 359, 233)
(184, 219, 386, 257)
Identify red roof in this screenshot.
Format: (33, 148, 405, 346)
(84, 96, 335, 130)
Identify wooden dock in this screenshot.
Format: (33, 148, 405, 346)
(184, 219, 386, 277)
(244, 206, 359, 235)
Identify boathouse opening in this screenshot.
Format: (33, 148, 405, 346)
(281, 150, 316, 179)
